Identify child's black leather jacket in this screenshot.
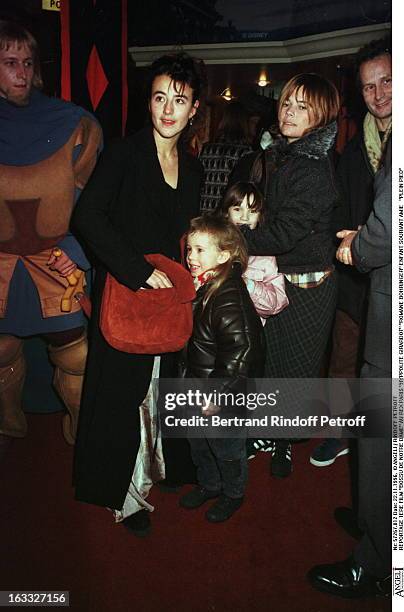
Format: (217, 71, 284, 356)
(180, 263, 265, 392)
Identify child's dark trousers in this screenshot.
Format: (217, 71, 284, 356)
(188, 436, 247, 498)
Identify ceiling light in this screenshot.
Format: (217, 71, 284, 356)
(257, 71, 270, 87)
(220, 87, 234, 101)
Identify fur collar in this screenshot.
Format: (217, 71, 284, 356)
(272, 121, 337, 162)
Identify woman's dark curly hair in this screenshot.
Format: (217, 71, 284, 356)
(147, 51, 206, 102)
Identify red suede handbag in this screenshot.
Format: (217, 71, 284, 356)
(100, 254, 195, 354)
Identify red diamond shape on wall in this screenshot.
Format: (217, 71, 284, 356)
(86, 45, 109, 111)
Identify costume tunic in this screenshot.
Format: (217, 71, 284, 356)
(73, 126, 203, 510)
(0, 90, 101, 336)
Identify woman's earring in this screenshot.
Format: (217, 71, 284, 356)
(189, 117, 194, 126)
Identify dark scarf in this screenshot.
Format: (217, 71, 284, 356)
(0, 88, 92, 166)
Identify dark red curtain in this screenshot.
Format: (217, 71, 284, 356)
(60, 0, 127, 140)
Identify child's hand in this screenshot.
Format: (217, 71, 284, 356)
(201, 403, 220, 416)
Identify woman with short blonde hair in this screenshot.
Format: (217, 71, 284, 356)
(230, 72, 341, 477)
(278, 73, 340, 131)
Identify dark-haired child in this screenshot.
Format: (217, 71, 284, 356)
(218, 182, 288, 458)
(219, 181, 288, 323)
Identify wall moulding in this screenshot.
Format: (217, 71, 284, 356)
(129, 23, 390, 66)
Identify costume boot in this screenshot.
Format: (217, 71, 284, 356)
(48, 333, 87, 445)
(0, 337, 27, 438)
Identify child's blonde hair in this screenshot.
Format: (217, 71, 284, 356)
(187, 215, 248, 307)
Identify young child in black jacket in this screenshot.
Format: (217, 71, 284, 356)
(179, 216, 265, 522)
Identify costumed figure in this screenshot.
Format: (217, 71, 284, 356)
(0, 21, 102, 444)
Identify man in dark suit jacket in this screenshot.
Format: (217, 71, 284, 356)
(310, 35, 392, 467)
(308, 139, 391, 598)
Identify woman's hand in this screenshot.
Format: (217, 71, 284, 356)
(146, 268, 173, 288)
(336, 229, 358, 266)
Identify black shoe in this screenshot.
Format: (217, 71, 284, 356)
(308, 556, 391, 599)
(247, 439, 272, 460)
(310, 439, 349, 467)
(179, 486, 220, 509)
(271, 440, 292, 478)
(122, 509, 151, 538)
(205, 494, 243, 523)
(246, 439, 257, 460)
(334, 507, 363, 541)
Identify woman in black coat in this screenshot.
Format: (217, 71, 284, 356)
(72, 53, 204, 535)
(230, 73, 340, 477)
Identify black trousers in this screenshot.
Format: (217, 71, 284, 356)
(353, 362, 391, 578)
